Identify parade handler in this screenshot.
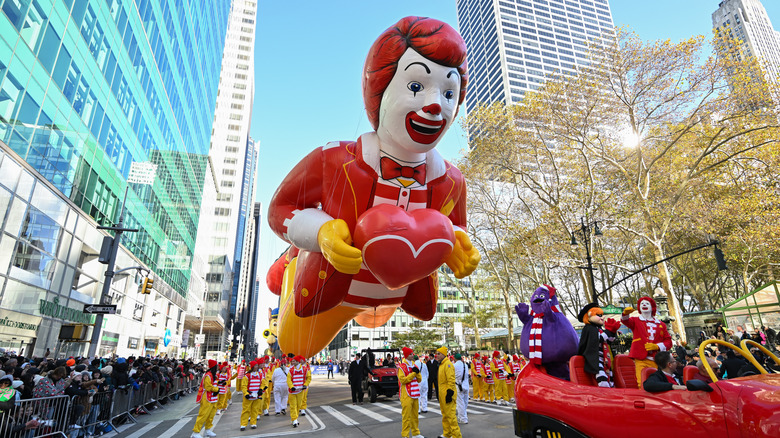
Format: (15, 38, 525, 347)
(239, 361, 264, 431)
(471, 353, 484, 401)
(454, 353, 470, 424)
(287, 356, 308, 428)
(436, 346, 461, 438)
(191, 360, 220, 438)
(398, 347, 424, 438)
(621, 296, 672, 388)
(235, 360, 246, 393)
(272, 358, 289, 415)
(216, 362, 235, 414)
(260, 358, 272, 416)
(490, 350, 508, 405)
(299, 359, 312, 417)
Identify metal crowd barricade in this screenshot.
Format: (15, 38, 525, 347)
(73, 390, 113, 438)
(0, 395, 71, 438)
(129, 384, 150, 416)
(109, 385, 135, 429)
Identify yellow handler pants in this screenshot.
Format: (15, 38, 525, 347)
(289, 392, 304, 422)
(192, 400, 217, 433)
(494, 378, 507, 401)
(439, 391, 462, 438)
(400, 396, 420, 437)
(484, 383, 495, 402)
(472, 376, 483, 400)
(240, 398, 262, 426)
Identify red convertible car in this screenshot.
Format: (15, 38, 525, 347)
(513, 340, 780, 438)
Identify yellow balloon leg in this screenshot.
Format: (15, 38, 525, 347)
(277, 257, 362, 357)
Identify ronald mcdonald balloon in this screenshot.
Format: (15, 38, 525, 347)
(267, 16, 480, 357)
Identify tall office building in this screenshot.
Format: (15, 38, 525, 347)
(0, 0, 229, 357)
(456, 0, 615, 113)
(713, 0, 780, 83)
(186, 0, 257, 357)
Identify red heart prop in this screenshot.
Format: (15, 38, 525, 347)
(353, 204, 455, 290)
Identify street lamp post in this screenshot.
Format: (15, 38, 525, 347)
(570, 217, 602, 305)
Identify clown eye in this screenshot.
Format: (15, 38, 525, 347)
(407, 81, 424, 95)
(444, 90, 454, 100)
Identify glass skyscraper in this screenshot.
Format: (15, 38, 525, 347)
(456, 0, 615, 113)
(0, 0, 230, 356)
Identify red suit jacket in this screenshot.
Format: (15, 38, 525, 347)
(622, 314, 673, 360)
(268, 135, 467, 320)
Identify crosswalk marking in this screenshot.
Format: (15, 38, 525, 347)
(158, 416, 192, 438)
(320, 405, 359, 426)
(373, 401, 428, 418)
(344, 403, 393, 422)
(421, 402, 442, 415)
(125, 422, 160, 438)
(467, 402, 513, 413)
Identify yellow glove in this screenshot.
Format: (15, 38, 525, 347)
(645, 343, 660, 352)
(622, 307, 634, 316)
(444, 230, 480, 278)
(317, 219, 362, 274)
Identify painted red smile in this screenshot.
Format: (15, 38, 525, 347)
(405, 112, 446, 144)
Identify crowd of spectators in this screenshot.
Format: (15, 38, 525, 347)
(669, 323, 779, 386)
(0, 353, 203, 437)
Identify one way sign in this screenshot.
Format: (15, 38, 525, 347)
(83, 304, 117, 314)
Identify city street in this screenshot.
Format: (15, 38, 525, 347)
(115, 374, 515, 438)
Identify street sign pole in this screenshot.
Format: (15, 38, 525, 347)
(87, 162, 155, 358)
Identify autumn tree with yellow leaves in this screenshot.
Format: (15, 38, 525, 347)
(462, 29, 780, 342)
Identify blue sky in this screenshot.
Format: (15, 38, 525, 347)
(249, 1, 780, 317)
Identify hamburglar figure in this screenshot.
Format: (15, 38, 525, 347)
(577, 303, 622, 387)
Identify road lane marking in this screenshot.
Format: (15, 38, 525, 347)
(125, 422, 160, 438)
(320, 405, 359, 425)
(344, 403, 393, 422)
(158, 417, 192, 438)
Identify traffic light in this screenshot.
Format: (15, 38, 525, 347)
(714, 246, 728, 271)
(59, 324, 88, 341)
(140, 277, 154, 294)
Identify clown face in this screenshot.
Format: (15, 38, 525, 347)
(639, 299, 653, 315)
(376, 49, 461, 159)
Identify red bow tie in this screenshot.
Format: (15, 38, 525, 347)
(380, 157, 426, 185)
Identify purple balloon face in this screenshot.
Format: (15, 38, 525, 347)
(530, 286, 551, 314)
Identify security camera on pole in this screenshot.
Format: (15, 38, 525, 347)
(87, 162, 157, 359)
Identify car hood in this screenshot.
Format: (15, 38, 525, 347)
(716, 374, 780, 438)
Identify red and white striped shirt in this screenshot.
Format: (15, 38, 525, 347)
(398, 362, 420, 399)
(246, 372, 262, 393)
(218, 372, 229, 394)
(474, 361, 485, 376)
(289, 367, 305, 394)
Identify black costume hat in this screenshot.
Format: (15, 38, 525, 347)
(577, 303, 601, 324)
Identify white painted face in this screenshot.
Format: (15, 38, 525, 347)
(376, 48, 461, 155)
(639, 300, 653, 314)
